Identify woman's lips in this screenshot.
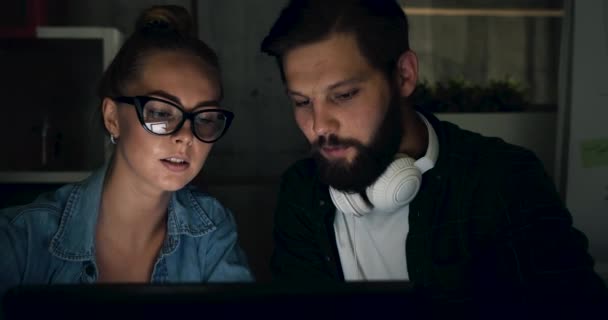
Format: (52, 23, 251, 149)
(160, 158, 190, 172)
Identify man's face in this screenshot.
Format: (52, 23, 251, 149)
(282, 32, 402, 193)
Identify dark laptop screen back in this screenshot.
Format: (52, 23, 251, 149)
(2, 282, 422, 319)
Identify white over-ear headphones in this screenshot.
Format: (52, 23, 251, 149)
(329, 112, 438, 216)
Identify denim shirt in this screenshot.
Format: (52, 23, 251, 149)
(0, 165, 254, 297)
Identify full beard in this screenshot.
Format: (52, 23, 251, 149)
(312, 93, 404, 195)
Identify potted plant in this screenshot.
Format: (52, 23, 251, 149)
(412, 77, 557, 178)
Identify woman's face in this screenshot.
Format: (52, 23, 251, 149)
(103, 50, 223, 194)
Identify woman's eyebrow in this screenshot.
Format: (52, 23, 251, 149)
(146, 90, 220, 109)
(192, 100, 221, 111)
(145, 90, 182, 104)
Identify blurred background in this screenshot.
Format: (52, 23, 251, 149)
(0, 0, 606, 283)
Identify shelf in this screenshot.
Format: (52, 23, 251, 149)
(36, 26, 123, 70)
(0, 27, 124, 186)
(403, 7, 564, 17)
(0, 171, 92, 184)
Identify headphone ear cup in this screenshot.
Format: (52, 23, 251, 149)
(329, 187, 372, 217)
(367, 156, 422, 212)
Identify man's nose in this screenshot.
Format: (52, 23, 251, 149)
(312, 104, 338, 137)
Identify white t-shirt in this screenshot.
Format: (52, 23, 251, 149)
(333, 113, 439, 281)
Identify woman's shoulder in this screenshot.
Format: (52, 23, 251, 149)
(0, 184, 81, 259)
(180, 184, 223, 203)
(172, 185, 237, 234)
(179, 185, 230, 213)
(0, 184, 77, 230)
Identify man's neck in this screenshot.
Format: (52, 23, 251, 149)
(399, 107, 428, 159)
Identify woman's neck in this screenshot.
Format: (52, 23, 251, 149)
(97, 160, 171, 249)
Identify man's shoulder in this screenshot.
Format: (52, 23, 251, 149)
(282, 157, 318, 180)
(277, 158, 328, 216)
(441, 120, 543, 175)
(280, 157, 320, 192)
(438, 120, 566, 230)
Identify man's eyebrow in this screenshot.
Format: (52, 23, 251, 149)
(285, 89, 308, 98)
(146, 90, 220, 109)
(286, 76, 368, 97)
(327, 76, 366, 91)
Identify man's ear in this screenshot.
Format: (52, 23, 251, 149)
(395, 50, 419, 97)
(102, 97, 120, 138)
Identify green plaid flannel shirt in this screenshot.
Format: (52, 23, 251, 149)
(270, 109, 606, 308)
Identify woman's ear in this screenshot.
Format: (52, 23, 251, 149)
(395, 50, 419, 97)
(102, 97, 120, 138)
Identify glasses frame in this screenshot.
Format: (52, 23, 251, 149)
(114, 96, 234, 143)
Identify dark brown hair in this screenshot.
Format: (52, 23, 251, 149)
(260, 0, 410, 80)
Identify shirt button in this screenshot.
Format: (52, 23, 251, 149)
(325, 256, 331, 261)
(319, 200, 325, 207)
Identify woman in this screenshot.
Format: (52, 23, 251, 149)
(0, 5, 253, 294)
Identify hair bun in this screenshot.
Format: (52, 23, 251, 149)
(136, 5, 195, 37)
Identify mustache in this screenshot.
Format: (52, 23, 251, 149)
(313, 135, 361, 150)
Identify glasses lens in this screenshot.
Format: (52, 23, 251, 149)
(142, 100, 182, 134)
(194, 111, 228, 141)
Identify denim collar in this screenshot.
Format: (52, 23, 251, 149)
(49, 163, 216, 261)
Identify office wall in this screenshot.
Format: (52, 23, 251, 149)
(559, 0, 608, 279)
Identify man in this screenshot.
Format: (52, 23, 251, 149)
(260, 0, 606, 307)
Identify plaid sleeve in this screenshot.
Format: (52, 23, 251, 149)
(471, 148, 607, 307)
